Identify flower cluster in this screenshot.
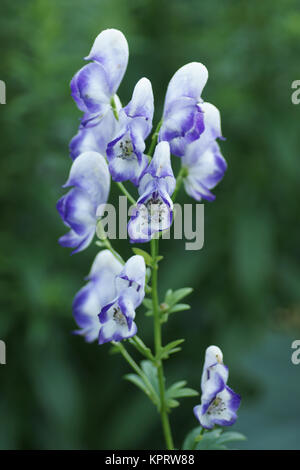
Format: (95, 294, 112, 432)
(57, 28, 227, 253)
(193, 346, 241, 429)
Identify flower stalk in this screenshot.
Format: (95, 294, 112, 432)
(151, 237, 174, 450)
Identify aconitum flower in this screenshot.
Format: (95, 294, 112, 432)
(57, 151, 110, 253)
(193, 346, 241, 429)
(128, 141, 175, 243)
(69, 97, 121, 160)
(69, 29, 128, 158)
(182, 103, 227, 201)
(106, 77, 154, 185)
(71, 28, 128, 127)
(73, 250, 123, 342)
(159, 62, 208, 157)
(98, 255, 146, 344)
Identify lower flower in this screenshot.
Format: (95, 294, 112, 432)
(194, 345, 241, 429)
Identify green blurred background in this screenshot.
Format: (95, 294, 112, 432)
(1, 0, 300, 450)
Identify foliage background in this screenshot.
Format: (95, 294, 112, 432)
(0, 0, 300, 449)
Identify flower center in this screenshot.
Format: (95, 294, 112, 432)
(144, 197, 166, 225)
(112, 307, 127, 327)
(117, 138, 135, 160)
(206, 396, 226, 416)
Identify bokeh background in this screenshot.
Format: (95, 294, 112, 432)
(1, 0, 300, 450)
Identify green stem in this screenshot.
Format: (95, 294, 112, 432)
(116, 182, 136, 206)
(113, 341, 158, 404)
(110, 96, 119, 120)
(151, 238, 174, 450)
(172, 166, 188, 202)
(148, 120, 162, 158)
(103, 237, 125, 265)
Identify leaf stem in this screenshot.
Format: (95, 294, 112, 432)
(116, 182, 136, 206)
(151, 237, 174, 450)
(113, 341, 158, 404)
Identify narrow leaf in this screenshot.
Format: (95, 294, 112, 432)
(132, 248, 153, 266)
(124, 374, 149, 396)
(168, 303, 191, 314)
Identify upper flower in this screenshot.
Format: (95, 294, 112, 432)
(159, 62, 208, 156)
(70, 29, 129, 127)
(106, 77, 154, 185)
(128, 141, 175, 243)
(182, 102, 227, 201)
(193, 346, 241, 429)
(57, 151, 110, 253)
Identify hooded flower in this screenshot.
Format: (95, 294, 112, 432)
(182, 103, 227, 201)
(98, 255, 146, 344)
(193, 346, 241, 430)
(73, 253, 145, 344)
(106, 77, 154, 185)
(128, 141, 175, 243)
(73, 250, 123, 342)
(57, 151, 110, 253)
(159, 62, 208, 156)
(69, 96, 122, 160)
(70, 28, 128, 128)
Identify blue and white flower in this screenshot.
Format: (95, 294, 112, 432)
(106, 77, 154, 185)
(69, 29, 128, 158)
(71, 28, 128, 127)
(182, 103, 227, 201)
(193, 346, 241, 429)
(73, 250, 123, 342)
(73, 252, 145, 344)
(159, 62, 208, 157)
(128, 141, 175, 243)
(69, 96, 121, 160)
(57, 151, 110, 253)
(98, 255, 146, 344)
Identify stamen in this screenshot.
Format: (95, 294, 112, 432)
(112, 307, 127, 327)
(117, 138, 135, 161)
(206, 396, 226, 416)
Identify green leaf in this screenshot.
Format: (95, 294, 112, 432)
(141, 360, 159, 394)
(167, 398, 180, 408)
(109, 345, 121, 355)
(217, 431, 247, 445)
(167, 380, 198, 399)
(132, 248, 153, 266)
(195, 430, 224, 450)
(165, 287, 193, 307)
(128, 336, 153, 360)
(157, 339, 185, 359)
(169, 387, 199, 398)
(142, 298, 153, 309)
(145, 310, 153, 317)
(162, 346, 182, 356)
(124, 374, 149, 397)
(182, 426, 203, 450)
(182, 427, 247, 451)
(168, 303, 191, 314)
